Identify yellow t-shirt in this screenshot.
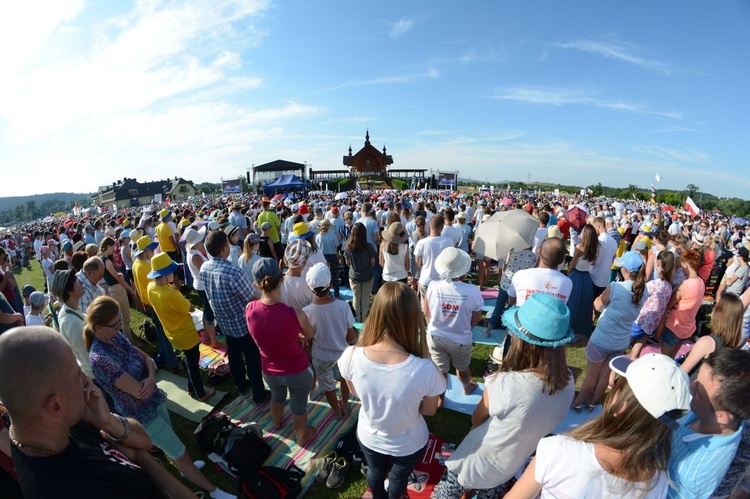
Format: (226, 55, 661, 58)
(147, 281, 198, 350)
(257, 211, 281, 243)
(132, 258, 151, 306)
(155, 222, 176, 253)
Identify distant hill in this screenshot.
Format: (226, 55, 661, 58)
(0, 193, 90, 213)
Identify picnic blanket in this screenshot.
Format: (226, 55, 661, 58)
(481, 288, 499, 300)
(442, 374, 484, 416)
(363, 433, 447, 499)
(472, 326, 506, 346)
(641, 340, 693, 358)
(220, 389, 360, 496)
(156, 370, 227, 423)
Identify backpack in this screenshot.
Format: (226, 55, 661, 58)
(224, 429, 272, 477)
(140, 320, 158, 343)
(193, 412, 235, 454)
(239, 465, 305, 499)
(206, 356, 232, 386)
(194, 412, 270, 477)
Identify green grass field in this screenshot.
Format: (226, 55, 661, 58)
(13, 263, 589, 498)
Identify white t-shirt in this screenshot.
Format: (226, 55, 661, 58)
(25, 312, 46, 326)
(280, 275, 314, 310)
(441, 225, 462, 247)
(532, 227, 548, 257)
(535, 435, 668, 498)
(508, 268, 573, 306)
(414, 236, 454, 287)
(590, 233, 618, 288)
(303, 300, 355, 362)
(426, 280, 483, 344)
(338, 346, 446, 456)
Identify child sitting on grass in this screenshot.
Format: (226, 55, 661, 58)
(303, 263, 356, 420)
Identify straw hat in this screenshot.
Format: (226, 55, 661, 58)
(382, 222, 408, 244)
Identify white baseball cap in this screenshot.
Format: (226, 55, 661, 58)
(305, 262, 331, 290)
(609, 353, 691, 430)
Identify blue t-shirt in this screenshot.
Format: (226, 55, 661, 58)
(590, 280, 649, 352)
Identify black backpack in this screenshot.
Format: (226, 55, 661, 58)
(140, 320, 158, 343)
(239, 465, 305, 499)
(193, 412, 270, 477)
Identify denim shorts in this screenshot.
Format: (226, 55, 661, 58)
(660, 326, 683, 347)
(584, 341, 621, 363)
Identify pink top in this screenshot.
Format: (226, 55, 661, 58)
(245, 301, 309, 376)
(665, 277, 706, 339)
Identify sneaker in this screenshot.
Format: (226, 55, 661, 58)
(326, 456, 349, 489)
(316, 451, 337, 483)
(352, 449, 365, 468)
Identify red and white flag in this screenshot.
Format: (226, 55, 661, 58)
(684, 196, 700, 218)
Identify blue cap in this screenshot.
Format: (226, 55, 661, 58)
(614, 251, 644, 272)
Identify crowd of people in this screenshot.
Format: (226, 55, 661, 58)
(0, 188, 750, 498)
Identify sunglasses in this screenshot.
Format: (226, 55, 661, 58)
(103, 317, 122, 330)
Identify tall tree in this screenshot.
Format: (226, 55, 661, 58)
(686, 183, 699, 199)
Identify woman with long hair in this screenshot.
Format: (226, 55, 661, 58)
(409, 215, 428, 291)
(628, 250, 675, 362)
(572, 251, 648, 412)
(85, 296, 233, 499)
(99, 236, 139, 344)
(507, 354, 691, 498)
(380, 222, 410, 283)
(566, 223, 599, 339)
(338, 282, 446, 499)
(681, 292, 743, 376)
(344, 223, 376, 321)
(657, 249, 706, 358)
(433, 293, 574, 499)
(245, 258, 316, 446)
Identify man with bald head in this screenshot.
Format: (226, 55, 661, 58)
(0, 326, 194, 498)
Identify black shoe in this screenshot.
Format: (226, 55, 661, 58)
(316, 451, 337, 483)
(326, 456, 349, 488)
(253, 389, 272, 405)
(352, 449, 365, 468)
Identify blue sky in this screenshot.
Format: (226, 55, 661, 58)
(1, 0, 749, 199)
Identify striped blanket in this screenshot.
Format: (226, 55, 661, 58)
(220, 392, 360, 496)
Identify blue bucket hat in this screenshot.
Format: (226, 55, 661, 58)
(502, 293, 574, 348)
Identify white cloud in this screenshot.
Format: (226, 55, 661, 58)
(492, 86, 682, 119)
(389, 18, 415, 38)
(634, 145, 710, 163)
(553, 38, 670, 76)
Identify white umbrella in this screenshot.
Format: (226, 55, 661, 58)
(334, 192, 348, 200)
(473, 209, 538, 261)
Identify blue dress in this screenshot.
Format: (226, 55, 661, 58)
(567, 258, 594, 337)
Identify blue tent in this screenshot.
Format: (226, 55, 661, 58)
(262, 174, 311, 196)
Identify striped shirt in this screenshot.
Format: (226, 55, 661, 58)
(199, 257, 255, 338)
(668, 412, 744, 499)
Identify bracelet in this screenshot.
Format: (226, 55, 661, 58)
(106, 415, 130, 442)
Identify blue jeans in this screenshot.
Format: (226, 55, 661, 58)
(358, 438, 425, 499)
(487, 287, 509, 329)
(225, 334, 266, 402)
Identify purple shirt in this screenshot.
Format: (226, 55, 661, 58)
(90, 333, 165, 425)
